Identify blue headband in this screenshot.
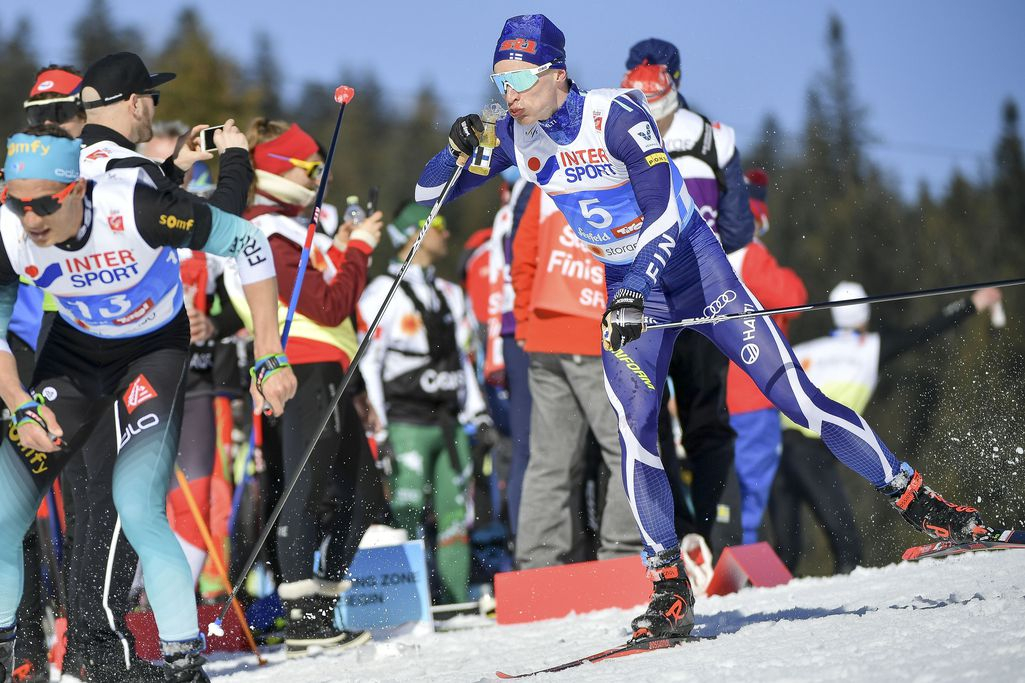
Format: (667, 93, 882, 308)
(494, 14, 566, 70)
(3, 134, 81, 184)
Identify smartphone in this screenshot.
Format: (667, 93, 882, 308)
(367, 186, 379, 214)
(200, 125, 224, 153)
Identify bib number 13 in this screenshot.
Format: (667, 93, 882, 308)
(578, 198, 612, 229)
(67, 294, 131, 320)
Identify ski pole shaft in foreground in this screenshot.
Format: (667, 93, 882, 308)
(209, 156, 468, 636)
(646, 276, 1025, 331)
(279, 85, 355, 347)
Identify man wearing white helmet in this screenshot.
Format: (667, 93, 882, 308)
(770, 281, 1003, 574)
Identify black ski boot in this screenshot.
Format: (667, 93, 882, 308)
(281, 592, 370, 659)
(630, 554, 695, 643)
(0, 625, 15, 683)
(884, 464, 991, 543)
(160, 637, 209, 683)
(77, 639, 166, 682)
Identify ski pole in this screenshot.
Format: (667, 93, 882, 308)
(227, 403, 262, 539)
(645, 276, 1025, 331)
(280, 85, 355, 347)
(173, 467, 266, 665)
(209, 156, 469, 637)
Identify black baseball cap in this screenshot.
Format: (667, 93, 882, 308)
(81, 52, 175, 110)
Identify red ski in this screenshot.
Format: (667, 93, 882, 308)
(495, 635, 711, 679)
(903, 528, 1025, 561)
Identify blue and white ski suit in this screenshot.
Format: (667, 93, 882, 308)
(417, 85, 903, 560)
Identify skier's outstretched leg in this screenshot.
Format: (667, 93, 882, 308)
(680, 228, 988, 544)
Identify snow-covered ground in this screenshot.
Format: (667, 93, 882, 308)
(208, 550, 1025, 682)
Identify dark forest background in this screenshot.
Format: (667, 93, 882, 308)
(2, 1, 1023, 574)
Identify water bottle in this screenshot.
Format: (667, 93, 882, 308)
(469, 103, 505, 176)
(343, 195, 366, 225)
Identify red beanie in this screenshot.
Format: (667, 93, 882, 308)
(252, 123, 319, 175)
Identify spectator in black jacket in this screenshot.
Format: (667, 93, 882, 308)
(79, 51, 252, 216)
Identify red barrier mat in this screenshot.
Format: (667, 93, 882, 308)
(495, 555, 649, 625)
(126, 604, 249, 660)
(706, 542, 792, 597)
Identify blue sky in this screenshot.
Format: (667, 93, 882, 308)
(5, 0, 1024, 198)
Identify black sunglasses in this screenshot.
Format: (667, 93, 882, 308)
(24, 98, 83, 126)
(139, 90, 161, 107)
(0, 181, 80, 218)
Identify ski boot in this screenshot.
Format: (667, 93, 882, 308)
(1, 625, 15, 683)
(77, 641, 166, 682)
(160, 637, 209, 683)
(884, 464, 991, 543)
(280, 579, 370, 659)
(10, 657, 48, 683)
(630, 553, 695, 643)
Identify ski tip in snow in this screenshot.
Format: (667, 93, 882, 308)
(903, 528, 1025, 561)
(495, 634, 712, 678)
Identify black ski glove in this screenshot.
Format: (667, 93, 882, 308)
(449, 114, 484, 158)
(602, 288, 647, 352)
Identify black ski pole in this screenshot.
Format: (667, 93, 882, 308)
(209, 156, 469, 636)
(646, 276, 1025, 331)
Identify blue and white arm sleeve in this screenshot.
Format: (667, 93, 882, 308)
(414, 119, 516, 206)
(716, 151, 755, 254)
(202, 207, 277, 285)
(606, 93, 691, 298)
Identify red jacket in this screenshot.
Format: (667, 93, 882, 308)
(512, 192, 604, 356)
(726, 240, 807, 414)
(244, 204, 372, 366)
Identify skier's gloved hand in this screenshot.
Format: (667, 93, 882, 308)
(449, 114, 484, 158)
(602, 289, 646, 352)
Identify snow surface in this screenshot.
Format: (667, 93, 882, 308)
(208, 551, 1025, 682)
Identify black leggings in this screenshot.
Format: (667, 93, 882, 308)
(263, 362, 388, 584)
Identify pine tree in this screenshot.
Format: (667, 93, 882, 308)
(252, 33, 283, 121)
(153, 9, 256, 130)
(993, 99, 1025, 265)
(0, 17, 37, 139)
(72, 0, 144, 69)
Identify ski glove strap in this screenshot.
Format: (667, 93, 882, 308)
(602, 289, 647, 352)
(14, 395, 48, 433)
(13, 394, 63, 446)
(250, 353, 291, 398)
(449, 114, 483, 158)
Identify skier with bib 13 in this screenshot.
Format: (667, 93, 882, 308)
(415, 14, 993, 643)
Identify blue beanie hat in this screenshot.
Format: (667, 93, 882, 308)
(626, 38, 681, 86)
(493, 14, 566, 69)
(4, 133, 81, 184)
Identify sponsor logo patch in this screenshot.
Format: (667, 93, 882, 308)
(123, 374, 158, 414)
(612, 348, 655, 391)
(611, 217, 643, 238)
(499, 38, 537, 54)
(108, 212, 124, 232)
(645, 152, 668, 167)
(741, 343, 760, 365)
(703, 290, 737, 318)
(628, 121, 660, 152)
(159, 214, 194, 230)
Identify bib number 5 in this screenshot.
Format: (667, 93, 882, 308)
(578, 198, 613, 229)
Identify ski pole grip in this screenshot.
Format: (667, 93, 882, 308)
(334, 86, 355, 104)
